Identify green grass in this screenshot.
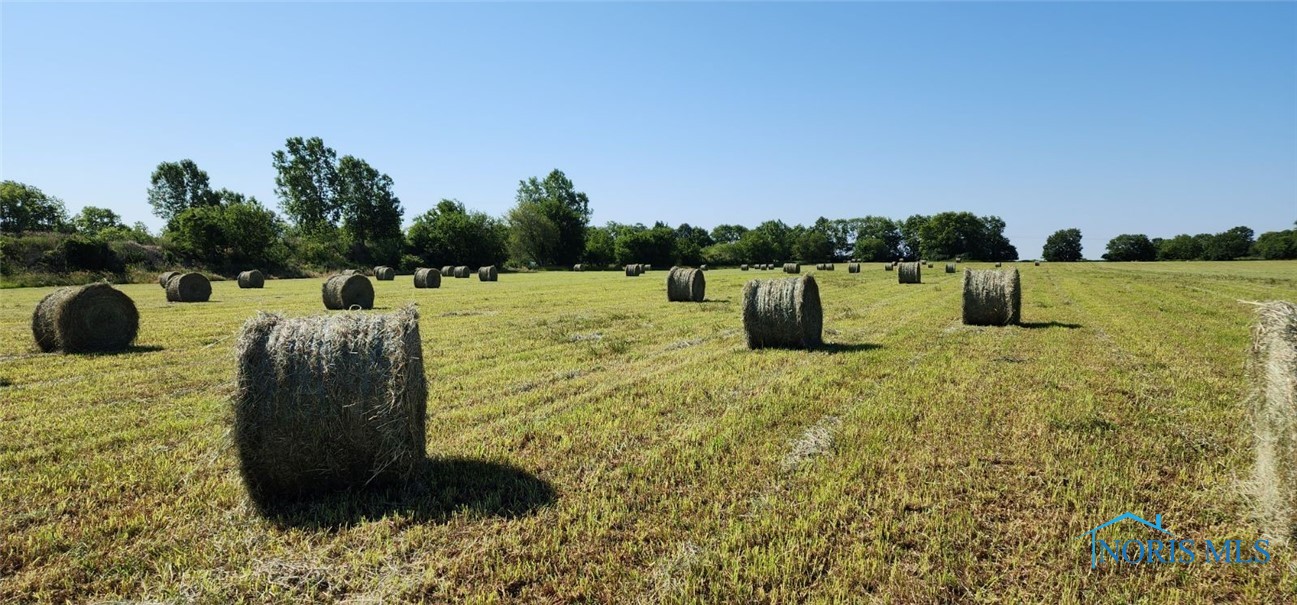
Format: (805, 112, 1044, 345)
(2, 262, 1295, 603)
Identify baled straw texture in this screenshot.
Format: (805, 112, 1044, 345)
(742, 275, 823, 350)
(478, 265, 498, 282)
(667, 267, 706, 302)
(32, 283, 138, 353)
(232, 306, 427, 505)
(342, 269, 359, 276)
(413, 268, 441, 289)
(166, 273, 212, 302)
(898, 262, 921, 284)
(322, 274, 375, 310)
(1249, 301, 1297, 545)
(159, 271, 179, 288)
(238, 270, 265, 289)
(374, 266, 395, 281)
(961, 268, 1021, 326)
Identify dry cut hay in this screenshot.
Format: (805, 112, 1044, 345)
(667, 267, 706, 302)
(374, 266, 395, 281)
(238, 270, 265, 289)
(159, 271, 179, 288)
(453, 266, 470, 278)
(848, 263, 860, 273)
(166, 273, 212, 302)
(961, 268, 1021, 326)
(441, 265, 454, 276)
(322, 274, 375, 310)
(478, 265, 498, 281)
(232, 306, 427, 505)
(32, 283, 138, 353)
(945, 264, 956, 274)
(413, 268, 441, 289)
(898, 262, 921, 284)
(783, 263, 801, 274)
(742, 275, 823, 350)
(1248, 301, 1297, 545)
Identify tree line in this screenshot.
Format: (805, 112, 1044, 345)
(3, 137, 1294, 282)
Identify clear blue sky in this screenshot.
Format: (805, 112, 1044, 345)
(4, 2, 1295, 259)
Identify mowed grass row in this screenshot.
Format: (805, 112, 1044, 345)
(1, 262, 1294, 603)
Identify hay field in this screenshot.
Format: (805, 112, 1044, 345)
(1, 262, 1295, 603)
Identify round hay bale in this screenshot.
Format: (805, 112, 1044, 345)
(955, 256, 962, 263)
(454, 266, 470, 278)
(699, 264, 708, 271)
(1034, 261, 1041, 266)
(898, 262, 921, 284)
(441, 265, 454, 276)
(961, 268, 1021, 326)
(478, 265, 498, 281)
(783, 263, 801, 274)
(374, 266, 395, 281)
(1248, 301, 1297, 545)
(742, 275, 823, 349)
(574, 264, 583, 271)
(741, 264, 749, 271)
(158, 271, 179, 288)
(166, 273, 212, 302)
(667, 267, 706, 302)
(995, 262, 1002, 267)
(848, 263, 860, 273)
(884, 264, 893, 271)
(625, 264, 640, 277)
(322, 274, 375, 310)
(926, 263, 934, 269)
(232, 306, 426, 505)
(413, 268, 441, 289)
(31, 283, 138, 353)
(237, 270, 265, 289)
(945, 263, 956, 274)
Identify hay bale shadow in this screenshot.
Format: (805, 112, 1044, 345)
(818, 343, 883, 354)
(1019, 321, 1082, 330)
(256, 456, 555, 530)
(84, 345, 165, 357)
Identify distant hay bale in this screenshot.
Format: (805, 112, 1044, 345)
(454, 266, 470, 278)
(961, 268, 1021, 326)
(741, 264, 749, 271)
(413, 268, 441, 289)
(232, 306, 427, 505)
(995, 262, 1002, 267)
(700, 264, 708, 271)
(742, 275, 823, 350)
(159, 271, 179, 288)
(945, 263, 956, 273)
(1034, 261, 1041, 266)
(441, 265, 454, 276)
(667, 267, 706, 302)
(31, 283, 138, 353)
(645, 264, 653, 271)
(374, 266, 395, 281)
(574, 264, 584, 271)
(884, 264, 893, 271)
(955, 256, 962, 263)
(625, 264, 640, 277)
(322, 274, 375, 310)
(848, 263, 860, 273)
(783, 263, 801, 274)
(166, 273, 212, 302)
(898, 262, 921, 284)
(478, 265, 498, 281)
(926, 263, 934, 269)
(824, 263, 834, 271)
(238, 270, 265, 289)
(1249, 301, 1297, 545)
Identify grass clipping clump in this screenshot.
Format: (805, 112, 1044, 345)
(742, 274, 822, 349)
(232, 306, 427, 505)
(414, 268, 441, 289)
(237, 270, 265, 289)
(32, 283, 139, 353)
(322, 274, 375, 310)
(962, 268, 1021, 326)
(667, 267, 705, 302)
(167, 273, 212, 302)
(1249, 301, 1297, 545)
